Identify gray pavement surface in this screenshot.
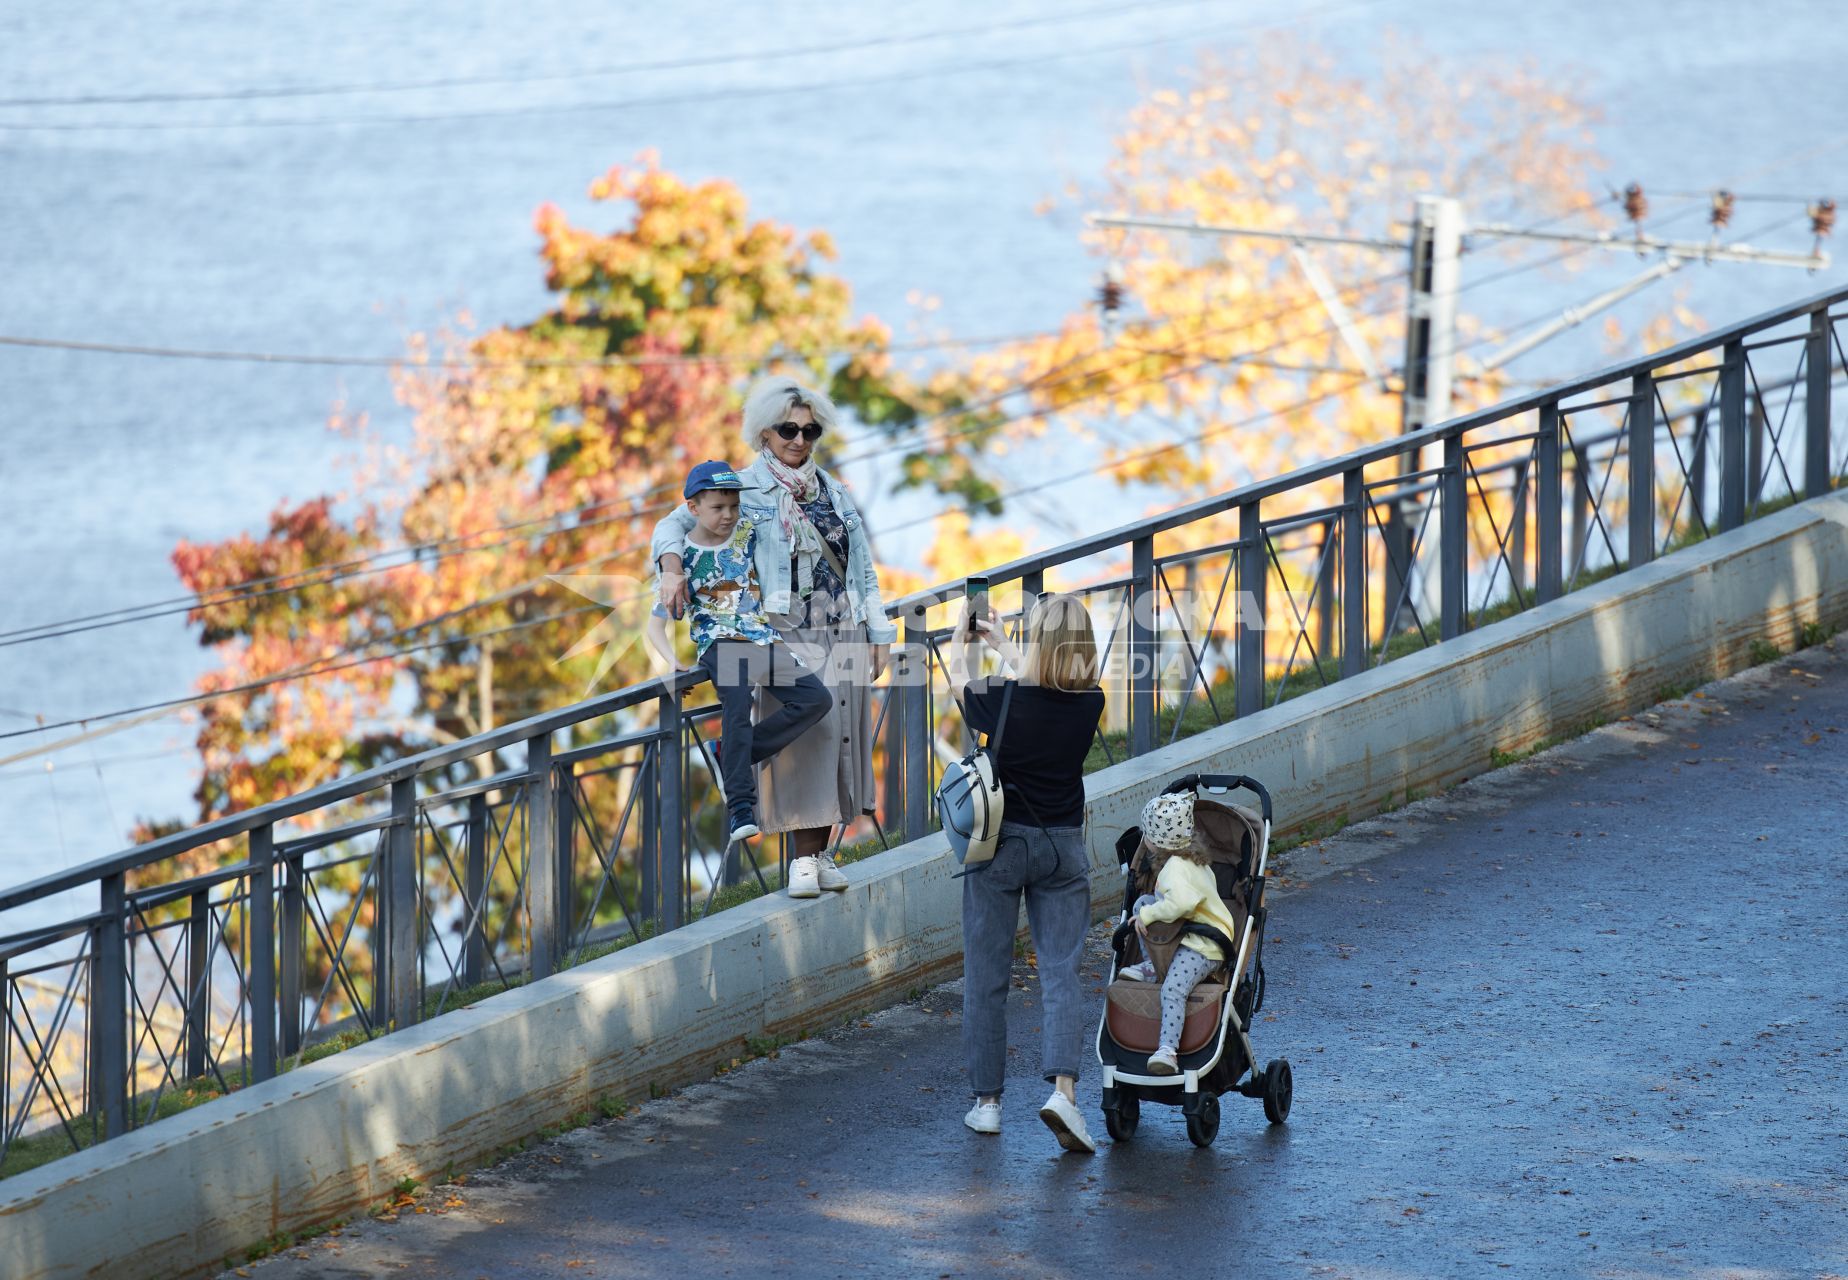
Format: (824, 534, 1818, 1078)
(239, 641, 1848, 1279)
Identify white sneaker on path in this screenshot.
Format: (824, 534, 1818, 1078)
(963, 1100, 1001, 1134)
(1038, 1090, 1097, 1155)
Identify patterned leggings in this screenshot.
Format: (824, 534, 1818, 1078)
(1158, 946, 1219, 1052)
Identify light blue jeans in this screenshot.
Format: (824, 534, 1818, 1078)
(961, 821, 1091, 1098)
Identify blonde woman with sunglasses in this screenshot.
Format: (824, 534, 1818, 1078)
(652, 376, 896, 898)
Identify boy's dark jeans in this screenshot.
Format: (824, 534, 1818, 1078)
(696, 639, 832, 812)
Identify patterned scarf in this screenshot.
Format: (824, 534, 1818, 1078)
(759, 448, 826, 596)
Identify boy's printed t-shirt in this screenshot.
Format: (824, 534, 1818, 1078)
(655, 519, 778, 654)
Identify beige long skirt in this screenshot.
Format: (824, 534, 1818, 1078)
(755, 622, 877, 834)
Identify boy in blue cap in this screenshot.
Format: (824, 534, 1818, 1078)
(647, 460, 832, 851)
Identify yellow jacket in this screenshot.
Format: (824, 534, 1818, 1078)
(1138, 856, 1239, 963)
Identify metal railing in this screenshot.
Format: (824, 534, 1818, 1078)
(4, 285, 1845, 1170)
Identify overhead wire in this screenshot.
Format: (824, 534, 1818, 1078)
(0, 0, 1384, 133)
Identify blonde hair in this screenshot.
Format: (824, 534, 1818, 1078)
(1021, 592, 1100, 692)
(741, 375, 840, 453)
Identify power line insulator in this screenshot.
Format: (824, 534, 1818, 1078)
(1708, 189, 1735, 232)
(1096, 270, 1125, 342)
(1621, 182, 1649, 228)
(1809, 198, 1837, 240)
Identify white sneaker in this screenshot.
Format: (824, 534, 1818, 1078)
(786, 856, 821, 899)
(1037, 1090, 1097, 1155)
(1146, 1046, 1179, 1076)
(814, 853, 848, 893)
(963, 1099, 1001, 1135)
(1119, 961, 1157, 982)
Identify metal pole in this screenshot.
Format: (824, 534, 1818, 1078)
(1535, 401, 1564, 604)
(881, 675, 906, 841)
(525, 737, 556, 973)
(463, 793, 487, 987)
(1571, 442, 1592, 578)
(247, 826, 276, 1083)
(1508, 460, 1529, 597)
(639, 751, 659, 924)
(1236, 501, 1265, 718)
(1806, 308, 1833, 499)
(185, 888, 209, 1079)
(1748, 394, 1767, 510)
(279, 852, 303, 1058)
(1129, 535, 1157, 756)
(386, 779, 419, 1029)
(1315, 520, 1335, 674)
(1440, 434, 1467, 639)
(92, 872, 128, 1134)
(1720, 339, 1748, 531)
(902, 615, 931, 843)
(1393, 195, 1463, 633)
(1341, 468, 1367, 677)
(1629, 372, 1656, 567)
(656, 697, 684, 932)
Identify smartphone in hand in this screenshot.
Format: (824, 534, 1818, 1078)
(964, 576, 989, 637)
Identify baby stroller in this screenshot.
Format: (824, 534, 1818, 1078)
(1095, 773, 1293, 1147)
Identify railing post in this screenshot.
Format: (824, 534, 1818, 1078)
(453, 794, 484, 987)
(1341, 468, 1366, 677)
(1629, 372, 1656, 567)
(1315, 519, 1336, 672)
(1807, 308, 1833, 499)
(1020, 570, 1045, 615)
(881, 677, 906, 839)
(1508, 459, 1529, 597)
(247, 825, 277, 1083)
(1570, 443, 1592, 580)
(386, 779, 420, 1029)
(279, 850, 303, 1058)
(554, 765, 576, 950)
(655, 695, 684, 932)
(1535, 401, 1563, 604)
(1689, 406, 1709, 533)
(1129, 536, 1157, 757)
(91, 872, 128, 1135)
(1748, 395, 1767, 510)
(185, 888, 210, 1079)
(902, 614, 931, 843)
(524, 737, 556, 973)
(1236, 501, 1265, 718)
(638, 752, 659, 924)
(1440, 434, 1467, 639)
(1720, 338, 1748, 532)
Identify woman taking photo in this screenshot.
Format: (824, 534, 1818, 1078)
(652, 376, 896, 898)
(950, 592, 1105, 1155)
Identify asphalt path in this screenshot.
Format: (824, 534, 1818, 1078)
(240, 639, 1848, 1279)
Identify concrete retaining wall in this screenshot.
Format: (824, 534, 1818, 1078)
(8, 492, 1846, 1280)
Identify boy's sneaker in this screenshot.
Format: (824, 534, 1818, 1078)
(786, 855, 821, 899)
(814, 852, 848, 893)
(963, 1099, 1001, 1135)
(1118, 960, 1157, 982)
(1037, 1090, 1097, 1155)
(727, 803, 760, 844)
(1146, 1045, 1179, 1076)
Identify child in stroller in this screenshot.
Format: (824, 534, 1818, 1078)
(1123, 791, 1242, 1075)
(1095, 773, 1293, 1147)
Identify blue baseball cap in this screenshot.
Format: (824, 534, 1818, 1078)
(683, 460, 745, 498)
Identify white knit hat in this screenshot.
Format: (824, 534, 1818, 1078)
(1140, 791, 1196, 853)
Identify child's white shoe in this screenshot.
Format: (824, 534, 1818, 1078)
(963, 1099, 1001, 1134)
(786, 856, 821, 899)
(1146, 1046, 1179, 1075)
(1119, 960, 1157, 982)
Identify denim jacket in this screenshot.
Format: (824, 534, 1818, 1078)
(652, 457, 898, 645)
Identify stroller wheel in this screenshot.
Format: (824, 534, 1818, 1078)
(1184, 1092, 1220, 1147)
(1103, 1089, 1140, 1142)
(1262, 1058, 1293, 1124)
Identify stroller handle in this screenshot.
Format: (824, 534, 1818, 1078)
(1162, 772, 1273, 821)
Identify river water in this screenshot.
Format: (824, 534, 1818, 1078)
(1, 0, 1844, 918)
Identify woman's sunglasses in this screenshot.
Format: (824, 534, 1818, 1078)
(772, 422, 825, 442)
